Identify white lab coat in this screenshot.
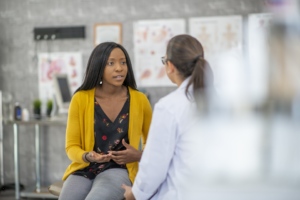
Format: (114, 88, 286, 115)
(132, 77, 201, 200)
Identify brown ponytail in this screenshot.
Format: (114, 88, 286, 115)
(166, 34, 214, 99)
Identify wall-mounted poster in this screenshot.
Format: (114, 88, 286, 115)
(38, 52, 82, 111)
(94, 23, 122, 46)
(248, 13, 273, 104)
(133, 19, 186, 87)
(189, 15, 243, 90)
(189, 15, 242, 57)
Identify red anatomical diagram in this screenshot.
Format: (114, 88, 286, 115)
(140, 69, 151, 79)
(70, 57, 76, 66)
(156, 67, 165, 79)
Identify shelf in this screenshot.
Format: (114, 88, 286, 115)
(3, 119, 67, 126)
(20, 186, 58, 199)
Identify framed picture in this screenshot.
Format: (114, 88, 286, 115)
(94, 23, 122, 46)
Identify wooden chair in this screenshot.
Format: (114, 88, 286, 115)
(48, 181, 64, 197)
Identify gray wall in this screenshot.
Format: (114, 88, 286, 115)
(0, 0, 264, 187)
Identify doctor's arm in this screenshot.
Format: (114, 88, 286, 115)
(131, 105, 177, 200)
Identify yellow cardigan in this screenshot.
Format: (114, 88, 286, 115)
(62, 87, 152, 183)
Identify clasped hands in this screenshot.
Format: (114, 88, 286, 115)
(86, 139, 142, 165)
(84, 139, 137, 200)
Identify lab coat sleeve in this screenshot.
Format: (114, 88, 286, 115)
(132, 103, 177, 200)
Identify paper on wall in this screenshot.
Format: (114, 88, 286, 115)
(38, 52, 82, 112)
(248, 13, 273, 104)
(189, 15, 243, 92)
(133, 19, 186, 87)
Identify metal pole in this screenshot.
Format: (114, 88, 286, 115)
(35, 124, 41, 193)
(0, 91, 4, 185)
(13, 123, 20, 199)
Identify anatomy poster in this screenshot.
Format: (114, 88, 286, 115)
(189, 16, 243, 88)
(189, 15, 242, 57)
(133, 19, 185, 87)
(248, 13, 273, 104)
(38, 52, 82, 103)
(248, 13, 273, 58)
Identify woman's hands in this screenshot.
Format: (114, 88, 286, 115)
(83, 139, 142, 164)
(109, 139, 142, 165)
(121, 184, 135, 200)
(84, 151, 112, 163)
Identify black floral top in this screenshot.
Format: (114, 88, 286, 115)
(72, 89, 130, 179)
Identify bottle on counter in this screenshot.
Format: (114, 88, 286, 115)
(14, 102, 22, 121)
(22, 108, 30, 121)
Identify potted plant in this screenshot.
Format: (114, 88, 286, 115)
(46, 100, 53, 117)
(33, 99, 42, 120)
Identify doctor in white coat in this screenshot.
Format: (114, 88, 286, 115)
(122, 34, 214, 200)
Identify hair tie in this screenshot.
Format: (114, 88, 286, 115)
(193, 54, 203, 63)
(195, 54, 203, 60)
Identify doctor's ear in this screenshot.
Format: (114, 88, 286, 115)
(167, 61, 176, 74)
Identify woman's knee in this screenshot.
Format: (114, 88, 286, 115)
(86, 169, 130, 200)
(59, 175, 92, 200)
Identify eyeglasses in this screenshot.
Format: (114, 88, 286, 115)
(161, 57, 168, 65)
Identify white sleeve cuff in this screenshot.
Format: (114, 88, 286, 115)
(132, 183, 156, 200)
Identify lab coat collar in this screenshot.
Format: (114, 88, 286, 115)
(178, 76, 192, 90)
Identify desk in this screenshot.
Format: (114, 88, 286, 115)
(5, 119, 67, 199)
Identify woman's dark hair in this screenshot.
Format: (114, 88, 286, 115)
(166, 34, 214, 99)
(75, 42, 137, 93)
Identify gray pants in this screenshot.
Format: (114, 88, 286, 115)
(59, 168, 132, 200)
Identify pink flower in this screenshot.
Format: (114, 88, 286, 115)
(102, 135, 107, 140)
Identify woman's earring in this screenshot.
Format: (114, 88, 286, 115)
(99, 79, 102, 84)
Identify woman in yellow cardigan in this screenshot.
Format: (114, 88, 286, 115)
(59, 42, 152, 200)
